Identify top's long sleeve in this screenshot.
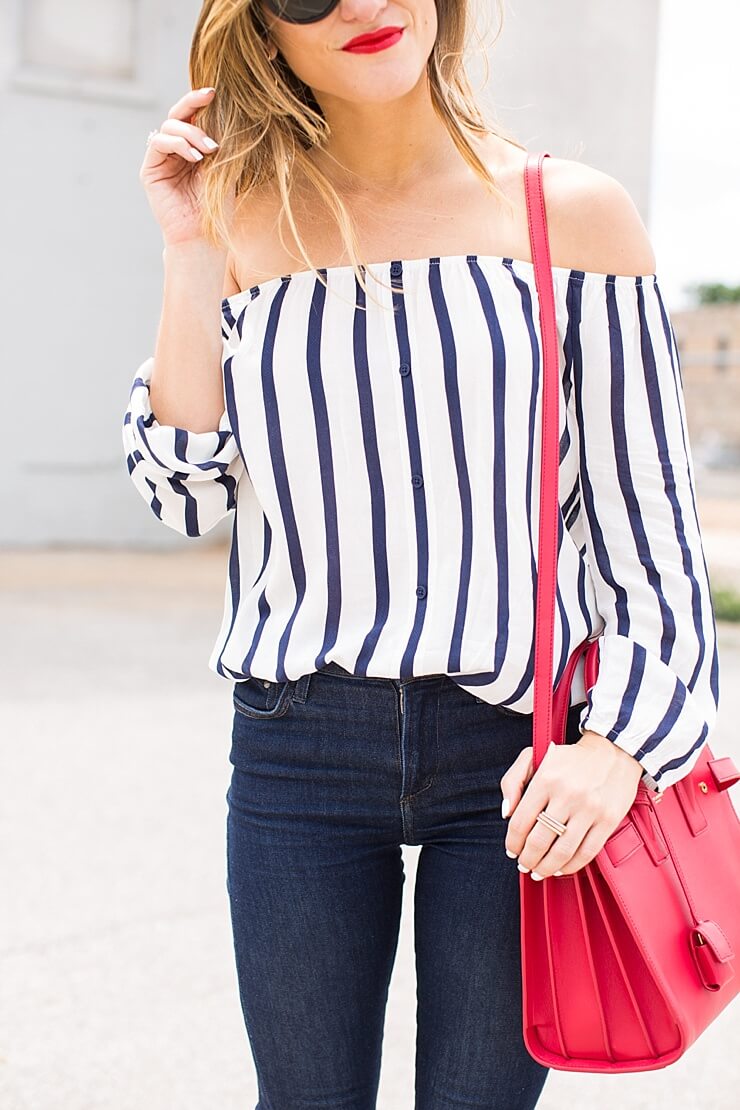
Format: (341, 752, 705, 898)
(568, 274, 720, 792)
(122, 355, 245, 537)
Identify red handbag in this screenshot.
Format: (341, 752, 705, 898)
(520, 149, 740, 1072)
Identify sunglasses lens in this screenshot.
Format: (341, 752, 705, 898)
(266, 0, 338, 24)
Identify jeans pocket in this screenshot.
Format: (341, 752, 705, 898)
(233, 677, 295, 720)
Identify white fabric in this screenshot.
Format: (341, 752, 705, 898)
(122, 254, 720, 791)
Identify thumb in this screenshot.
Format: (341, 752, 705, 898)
(500, 745, 535, 818)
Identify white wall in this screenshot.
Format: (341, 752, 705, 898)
(485, 0, 659, 219)
(0, 0, 659, 548)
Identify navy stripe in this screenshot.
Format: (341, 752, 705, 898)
(572, 279, 632, 635)
(222, 355, 245, 467)
(214, 471, 238, 511)
(167, 476, 200, 537)
(123, 258, 718, 792)
(554, 510, 571, 685)
(221, 302, 237, 335)
(467, 258, 510, 681)
(652, 723, 708, 784)
(305, 273, 342, 670)
(393, 262, 430, 679)
(430, 259, 473, 672)
(172, 427, 233, 473)
(134, 414, 170, 470)
(562, 477, 579, 522)
(654, 281, 717, 700)
(260, 279, 307, 681)
(243, 585, 273, 675)
(596, 640, 647, 743)
(239, 518, 273, 674)
(352, 275, 391, 675)
(215, 506, 241, 678)
(495, 262, 541, 706)
(144, 477, 162, 520)
(633, 672, 686, 759)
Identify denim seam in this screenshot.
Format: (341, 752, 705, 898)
(232, 680, 294, 719)
(400, 777, 437, 802)
(292, 673, 311, 703)
(399, 699, 439, 802)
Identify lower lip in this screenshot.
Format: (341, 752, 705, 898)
(343, 29, 404, 54)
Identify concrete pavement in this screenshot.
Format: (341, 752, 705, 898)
(2, 527, 740, 1109)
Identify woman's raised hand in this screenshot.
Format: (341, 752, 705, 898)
(139, 87, 226, 248)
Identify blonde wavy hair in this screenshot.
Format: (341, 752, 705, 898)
(188, 0, 525, 309)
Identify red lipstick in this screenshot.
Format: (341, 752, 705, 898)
(342, 26, 405, 54)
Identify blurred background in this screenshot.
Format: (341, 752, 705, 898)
(1, 0, 739, 1107)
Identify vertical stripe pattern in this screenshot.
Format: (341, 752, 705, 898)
(122, 254, 719, 791)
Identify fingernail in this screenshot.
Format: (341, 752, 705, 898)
(501, 797, 510, 818)
(505, 849, 517, 859)
(203, 136, 219, 150)
(191, 149, 204, 160)
(553, 870, 563, 877)
(517, 863, 530, 873)
(198, 86, 216, 93)
(530, 871, 544, 881)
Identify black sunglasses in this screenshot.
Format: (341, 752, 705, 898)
(263, 0, 341, 25)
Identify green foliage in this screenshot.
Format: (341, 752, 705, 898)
(690, 283, 740, 305)
(712, 585, 740, 622)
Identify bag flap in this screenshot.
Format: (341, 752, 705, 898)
(708, 756, 740, 791)
(694, 918, 735, 963)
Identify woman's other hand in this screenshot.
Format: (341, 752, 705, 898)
(500, 730, 644, 879)
(139, 87, 225, 248)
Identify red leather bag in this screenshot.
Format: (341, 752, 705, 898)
(520, 149, 740, 1071)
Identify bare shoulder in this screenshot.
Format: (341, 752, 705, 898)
(224, 183, 288, 295)
(541, 155, 657, 277)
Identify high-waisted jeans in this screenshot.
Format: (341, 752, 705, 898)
(225, 660, 587, 1110)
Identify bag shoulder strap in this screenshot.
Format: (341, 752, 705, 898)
(524, 150, 559, 770)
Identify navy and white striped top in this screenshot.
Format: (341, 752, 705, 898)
(122, 252, 720, 792)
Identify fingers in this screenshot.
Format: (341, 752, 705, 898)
(159, 118, 220, 158)
(516, 811, 592, 878)
(503, 772, 554, 860)
(547, 821, 612, 877)
(501, 737, 639, 880)
(499, 744, 533, 817)
(144, 132, 209, 164)
(166, 86, 217, 123)
(142, 88, 219, 168)
(503, 742, 584, 876)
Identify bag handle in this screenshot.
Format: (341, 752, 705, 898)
(524, 150, 562, 773)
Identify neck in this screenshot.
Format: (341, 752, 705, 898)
(307, 73, 461, 195)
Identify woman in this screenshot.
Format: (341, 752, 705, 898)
(122, 2, 720, 1106)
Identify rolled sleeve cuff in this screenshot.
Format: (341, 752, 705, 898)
(577, 634, 715, 792)
(123, 356, 238, 478)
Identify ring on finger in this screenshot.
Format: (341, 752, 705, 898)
(535, 810, 568, 836)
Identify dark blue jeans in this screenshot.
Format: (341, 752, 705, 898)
(226, 661, 587, 1109)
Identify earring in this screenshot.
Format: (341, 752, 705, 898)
(266, 43, 278, 61)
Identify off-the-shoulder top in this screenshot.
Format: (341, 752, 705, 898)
(122, 252, 720, 792)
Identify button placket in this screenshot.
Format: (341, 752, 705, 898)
(384, 260, 431, 627)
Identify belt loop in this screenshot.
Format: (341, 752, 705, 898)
(292, 672, 312, 703)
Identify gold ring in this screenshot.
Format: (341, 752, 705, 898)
(535, 810, 568, 837)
